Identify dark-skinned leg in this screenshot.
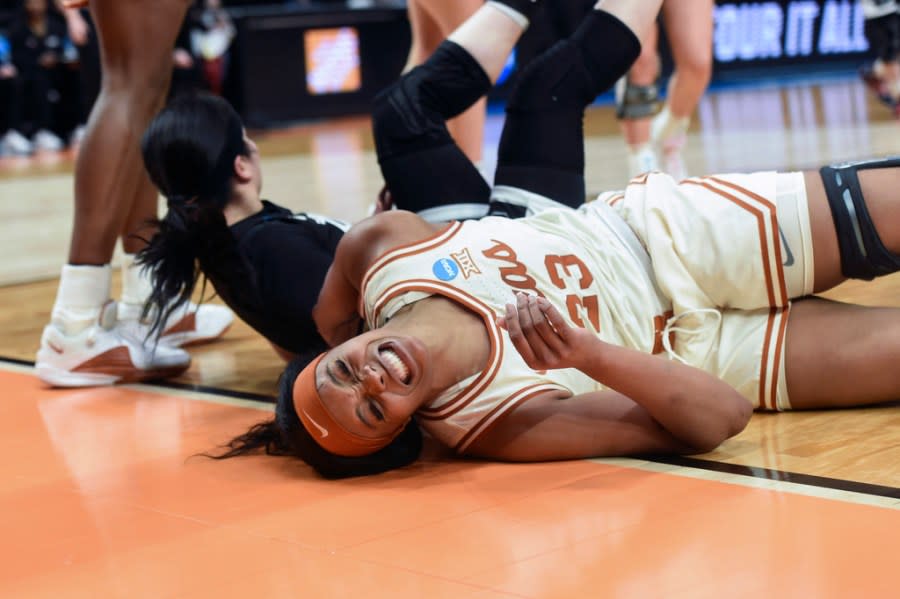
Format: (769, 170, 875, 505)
(802, 165, 900, 293)
(36, 0, 196, 387)
(785, 297, 900, 408)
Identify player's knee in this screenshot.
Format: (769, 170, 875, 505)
(820, 156, 900, 280)
(506, 40, 594, 113)
(371, 76, 432, 151)
(676, 52, 713, 85)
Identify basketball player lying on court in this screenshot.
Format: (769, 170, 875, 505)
(194, 0, 900, 479)
(136, 0, 568, 360)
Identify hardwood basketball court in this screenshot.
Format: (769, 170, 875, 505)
(1, 77, 899, 597)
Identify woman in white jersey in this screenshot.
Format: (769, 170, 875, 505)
(217, 0, 900, 479)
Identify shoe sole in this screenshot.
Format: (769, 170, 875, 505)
(36, 362, 190, 387)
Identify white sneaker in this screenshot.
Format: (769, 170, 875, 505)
(36, 301, 191, 387)
(1, 130, 33, 155)
(160, 303, 234, 347)
(117, 301, 234, 348)
(32, 129, 64, 152)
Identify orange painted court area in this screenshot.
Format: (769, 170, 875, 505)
(2, 366, 898, 598)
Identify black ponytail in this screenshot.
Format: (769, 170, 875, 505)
(137, 93, 259, 338)
(211, 350, 425, 479)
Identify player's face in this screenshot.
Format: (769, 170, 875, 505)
(314, 330, 431, 439)
(242, 132, 263, 193)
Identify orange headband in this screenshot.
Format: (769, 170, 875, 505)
(292, 353, 400, 457)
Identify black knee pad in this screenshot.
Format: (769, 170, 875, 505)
(819, 156, 900, 280)
(371, 40, 491, 160)
(505, 40, 597, 113)
(505, 10, 640, 114)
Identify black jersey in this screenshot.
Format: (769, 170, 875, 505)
(223, 200, 347, 354)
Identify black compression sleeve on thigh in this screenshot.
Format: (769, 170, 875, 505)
(379, 144, 491, 213)
(820, 156, 900, 280)
(371, 40, 492, 212)
(570, 10, 642, 96)
(372, 40, 490, 161)
(494, 10, 641, 207)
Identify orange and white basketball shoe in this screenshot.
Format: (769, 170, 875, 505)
(117, 301, 234, 348)
(36, 300, 192, 387)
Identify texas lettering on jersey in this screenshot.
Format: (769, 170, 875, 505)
(480, 239, 601, 331)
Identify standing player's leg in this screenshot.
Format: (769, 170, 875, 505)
(616, 22, 661, 177)
(649, 0, 714, 179)
(36, 0, 197, 387)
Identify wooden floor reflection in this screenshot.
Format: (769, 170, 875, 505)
(0, 75, 899, 597)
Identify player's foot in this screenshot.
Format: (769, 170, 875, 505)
(627, 145, 659, 177)
(859, 65, 893, 106)
(117, 301, 234, 348)
(36, 301, 191, 387)
(657, 135, 688, 181)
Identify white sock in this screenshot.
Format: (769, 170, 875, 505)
(118, 253, 154, 321)
(51, 264, 112, 335)
(626, 143, 658, 177)
(486, 1, 530, 28)
(651, 106, 690, 149)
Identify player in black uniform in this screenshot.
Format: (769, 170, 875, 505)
(137, 0, 566, 359)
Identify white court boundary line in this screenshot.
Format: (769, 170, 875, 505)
(5, 359, 897, 509)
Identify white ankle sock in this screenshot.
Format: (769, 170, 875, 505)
(118, 253, 155, 321)
(51, 264, 112, 334)
(651, 106, 690, 148)
(627, 144, 658, 176)
(486, 1, 531, 28)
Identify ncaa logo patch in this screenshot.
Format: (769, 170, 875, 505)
(432, 257, 459, 281)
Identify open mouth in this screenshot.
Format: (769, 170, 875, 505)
(378, 344, 412, 385)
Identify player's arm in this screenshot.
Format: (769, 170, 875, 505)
(468, 294, 752, 460)
(313, 211, 441, 346)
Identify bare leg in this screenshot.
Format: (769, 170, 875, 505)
(786, 297, 900, 408)
(36, 0, 195, 387)
(803, 167, 900, 293)
(68, 0, 191, 264)
(649, 0, 714, 179)
(448, 4, 529, 81)
(659, 0, 713, 119)
(618, 23, 659, 176)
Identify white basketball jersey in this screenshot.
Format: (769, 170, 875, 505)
(360, 205, 672, 452)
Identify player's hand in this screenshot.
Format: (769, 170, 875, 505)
(64, 8, 90, 46)
(499, 292, 596, 372)
(173, 48, 195, 69)
(61, 0, 88, 9)
(373, 186, 393, 214)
